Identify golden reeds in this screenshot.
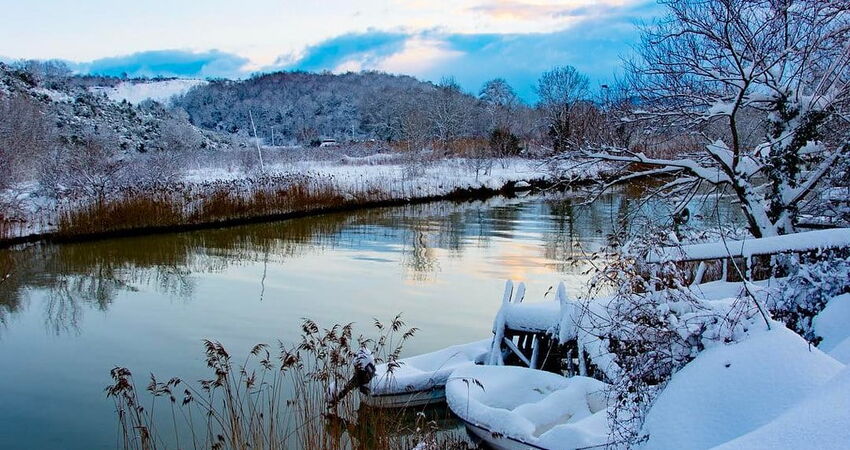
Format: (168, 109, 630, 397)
(105, 315, 469, 450)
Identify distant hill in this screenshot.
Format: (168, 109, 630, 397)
(173, 71, 492, 145)
(1, 61, 531, 156)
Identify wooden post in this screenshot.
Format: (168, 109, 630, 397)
(488, 281, 513, 365)
(503, 337, 531, 367)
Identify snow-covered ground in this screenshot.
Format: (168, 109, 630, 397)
(813, 293, 850, 364)
(184, 157, 592, 200)
(90, 79, 207, 104)
(715, 364, 850, 449)
(641, 323, 844, 449)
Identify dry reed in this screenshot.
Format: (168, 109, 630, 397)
(105, 315, 470, 450)
(55, 175, 392, 238)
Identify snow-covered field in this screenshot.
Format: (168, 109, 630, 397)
(90, 79, 207, 104)
(184, 157, 581, 199)
(643, 322, 845, 449)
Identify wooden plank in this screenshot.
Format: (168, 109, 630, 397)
(529, 335, 541, 369)
(503, 337, 531, 367)
(692, 261, 707, 285)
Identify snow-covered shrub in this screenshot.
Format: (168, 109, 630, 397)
(65, 133, 129, 200)
(770, 249, 850, 344)
(582, 230, 763, 446)
(126, 150, 185, 186)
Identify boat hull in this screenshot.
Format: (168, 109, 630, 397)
(461, 418, 547, 450)
(360, 386, 446, 408)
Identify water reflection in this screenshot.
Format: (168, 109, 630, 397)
(0, 189, 742, 450)
(0, 189, 739, 336)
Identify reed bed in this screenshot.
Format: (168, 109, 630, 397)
(105, 315, 470, 450)
(0, 248, 12, 287)
(55, 174, 396, 238)
(0, 213, 29, 241)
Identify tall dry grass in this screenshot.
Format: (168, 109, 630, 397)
(105, 315, 469, 450)
(55, 175, 395, 238)
(0, 249, 13, 289)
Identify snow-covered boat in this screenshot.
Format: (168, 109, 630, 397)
(361, 339, 491, 408)
(446, 365, 610, 450)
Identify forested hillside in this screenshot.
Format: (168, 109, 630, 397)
(0, 62, 232, 201)
(175, 71, 495, 145)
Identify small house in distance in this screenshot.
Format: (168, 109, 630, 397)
(319, 139, 339, 148)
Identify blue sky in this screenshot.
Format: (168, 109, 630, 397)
(0, 0, 659, 101)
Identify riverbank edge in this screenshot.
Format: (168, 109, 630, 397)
(0, 177, 588, 249)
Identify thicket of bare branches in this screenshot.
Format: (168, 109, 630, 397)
(587, 0, 850, 237)
(580, 229, 764, 446)
(0, 93, 54, 195)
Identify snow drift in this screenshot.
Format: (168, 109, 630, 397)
(640, 324, 843, 450)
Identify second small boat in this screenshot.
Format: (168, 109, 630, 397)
(362, 339, 491, 408)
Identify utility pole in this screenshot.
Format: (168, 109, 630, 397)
(249, 110, 265, 172)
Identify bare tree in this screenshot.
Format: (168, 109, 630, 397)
(65, 133, 128, 200)
(480, 78, 520, 129)
(394, 98, 432, 152)
(597, 80, 639, 149)
(428, 77, 471, 149)
(586, 0, 850, 237)
(536, 66, 590, 152)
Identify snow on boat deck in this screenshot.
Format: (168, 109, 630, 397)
(446, 365, 610, 450)
(364, 339, 490, 407)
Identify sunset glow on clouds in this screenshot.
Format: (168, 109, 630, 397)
(0, 0, 657, 100)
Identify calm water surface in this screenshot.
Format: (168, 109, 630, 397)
(0, 189, 739, 449)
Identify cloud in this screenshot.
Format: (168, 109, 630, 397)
(376, 37, 464, 75)
(270, 2, 652, 101)
(79, 49, 250, 79)
(431, 18, 640, 100)
(266, 0, 658, 101)
(469, 1, 599, 21)
(282, 31, 410, 72)
(33, 1, 659, 102)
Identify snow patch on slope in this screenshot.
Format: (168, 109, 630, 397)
(91, 79, 207, 105)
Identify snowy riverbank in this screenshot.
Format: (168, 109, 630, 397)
(365, 230, 850, 449)
(0, 156, 614, 246)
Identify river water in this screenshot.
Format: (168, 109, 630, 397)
(0, 189, 739, 449)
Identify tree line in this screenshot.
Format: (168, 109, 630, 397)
(172, 68, 639, 155)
